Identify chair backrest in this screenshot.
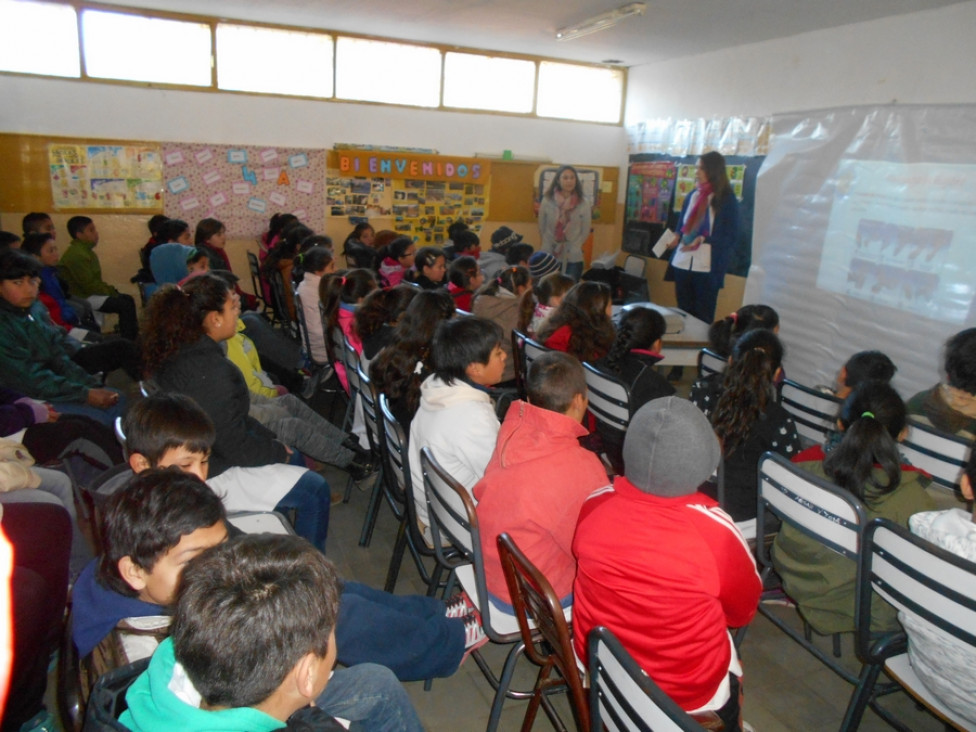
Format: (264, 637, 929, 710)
(901, 421, 971, 496)
(226, 510, 295, 535)
(82, 657, 150, 730)
(421, 446, 478, 560)
(780, 378, 841, 446)
(343, 336, 362, 396)
(697, 347, 727, 380)
(858, 519, 976, 665)
(245, 251, 266, 306)
(583, 361, 632, 432)
(357, 364, 383, 458)
(523, 333, 550, 372)
(293, 292, 315, 364)
(498, 533, 589, 732)
(267, 269, 297, 336)
(756, 452, 866, 571)
(623, 255, 645, 278)
(588, 626, 702, 732)
(379, 393, 413, 523)
(511, 329, 529, 398)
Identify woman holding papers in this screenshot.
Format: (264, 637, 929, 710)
(666, 151, 740, 323)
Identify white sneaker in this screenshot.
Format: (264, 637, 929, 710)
(445, 591, 477, 619)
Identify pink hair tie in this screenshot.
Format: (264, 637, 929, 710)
(729, 311, 738, 324)
(340, 276, 347, 285)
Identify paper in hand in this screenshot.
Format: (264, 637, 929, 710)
(652, 228, 677, 258)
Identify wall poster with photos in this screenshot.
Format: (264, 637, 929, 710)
(327, 151, 491, 244)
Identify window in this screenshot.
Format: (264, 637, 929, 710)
(81, 10, 212, 86)
(217, 23, 333, 98)
(335, 37, 440, 107)
(443, 52, 535, 114)
(537, 61, 623, 124)
(0, 0, 79, 77)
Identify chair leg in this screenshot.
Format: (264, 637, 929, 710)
(482, 642, 528, 732)
(833, 633, 842, 658)
(839, 662, 883, 732)
(358, 469, 386, 547)
(342, 474, 355, 503)
(384, 518, 409, 593)
(520, 661, 555, 732)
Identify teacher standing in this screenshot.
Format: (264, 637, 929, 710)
(539, 165, 592, 281)
(667, 151, 740, 323)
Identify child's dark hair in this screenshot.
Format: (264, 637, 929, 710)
(266, 213, 298, 244)
(602, 307, 667, 376)
(370, 290, 455, 415)
(527, 351, 586, 414)
(0, 248, 41, 281)
(843, 350, 896, 390)
(194, 218, 224, 246)
(518, 272, 575, 334)
(824, 381, 906, 500)
(355, 285, 417, 340)
(708, 303, 780, 357)
(22, 212, 52, 235)
(432, 316, 503, 385)
(262, 228, 306, 277)
(448, 220, 471, 242)
(67, 216, 93, 239)
(148, 214, 169, 237)
(414, 246, 444, 273)
(20, 232, 54, 257)
(0, 231, 22, 249)
(345, 223, 373, 245)
(173, 534, 340, 709)
(711, 328, 783, 455)
(157, 218, 190, 244)
(319, 269, 377, 358)
(186, 248, 208, 266)
(301, 246, 333, 275)
(537, 281, 615, 362)
(453, 229, 479, 254)
(141, 273, 231, 374)
(301, 234, 333, 253)
(448, 256, 480, 290)
(97, 467, 226, 597)
(475, 265, 531, 303)
(377, 235, 414, 262)
(505, 242, 534, 266)
(123, 393, 215, 465)
(944, 328, 976, 395)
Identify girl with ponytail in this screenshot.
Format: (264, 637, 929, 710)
(593, 307, 675, 473)
(472, 265, 531, 385)
(318, 268, 378, 390)
(690, 329, 800, 524)
(773, 380, 935, 635)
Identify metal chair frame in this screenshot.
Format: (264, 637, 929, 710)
(779, 378, 842, 447)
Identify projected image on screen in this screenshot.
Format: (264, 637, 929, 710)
(817, 160, 976, 323)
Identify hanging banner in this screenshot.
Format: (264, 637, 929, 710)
(336, 151, 490, 184)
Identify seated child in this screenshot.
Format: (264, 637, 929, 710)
(898, 443, 976, 726)
(505, 242, 534, 269)
(58, 216, 139, 340)
(0, 249, 128, 427)
(408, 316, 505, 534)
(707, 303, 779, 357)
(185, 247, 210, 276)
(593, 306, 675, 474)
(481, 226, 522, 282)
(356, 285, 418, 364)
(375, 237, 416, 289)
(21, 231, 99, 336)
(908, 327, 976, 439)
(690, 329, 800, 527)
(444, 228, 479, 262)
(410, 247, 447, 290)
(321, 268, 378, 391)
(294, 245, 336, 365)
(194, 217, 258, 310)
(104, 507, 422, 731)
(149, 218, 194, 286)
(474, 352, 608, 606)
(523, 270, 573, 338)
(472, 265, 532, 385)
(773, 381, 935, 634)
(538, 281, 615, 362)
(527, 251, 560, 284)
(224, 317, 373, 479)
(21, 211, 57, 241)
(833, 349, 897, 401)
(572, 397, 761, 728)
(446, 255, 483, 312)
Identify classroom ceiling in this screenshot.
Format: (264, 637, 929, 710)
(101, 0, 966, 67)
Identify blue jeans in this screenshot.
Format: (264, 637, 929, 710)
(564, 260, 584, 281)
(337, 581, 465, 681)
(316, 663, 423, 732)
(274, 467, 330, 551)
(673, 268, 721, 324)
(49, 389, 126, 427)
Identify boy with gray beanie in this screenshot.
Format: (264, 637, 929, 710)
(572, 397, 760, 730)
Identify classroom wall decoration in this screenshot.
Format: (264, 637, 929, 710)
(625, 161, 677, 224)
(162, 143, 326, 236)
(49, 143, 163, 209)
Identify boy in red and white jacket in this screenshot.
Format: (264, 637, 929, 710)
(572, 397, 761, 731)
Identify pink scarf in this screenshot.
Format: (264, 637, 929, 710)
(553, 190, 580, 243)
(679, 181, 713, 238)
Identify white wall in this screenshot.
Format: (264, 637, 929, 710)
(624, 1, 976, 124)
(0, 75, 626, 165)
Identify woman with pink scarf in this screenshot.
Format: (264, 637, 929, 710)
(666, 151, 740, 323)
(539, 165, 591, 280)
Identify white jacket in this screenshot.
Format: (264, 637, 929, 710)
(296, 273, 328, 365)
(408, 375, 500, 530)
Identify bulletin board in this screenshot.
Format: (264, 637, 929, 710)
(162, 143, 327, 236)
(48, 143, 163, 209)
(487, 160, 618, 225)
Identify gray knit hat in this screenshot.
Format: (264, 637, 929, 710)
(528, 251, 559, 280)
(623, 397, 720, 497)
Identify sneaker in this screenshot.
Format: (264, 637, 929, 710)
(444, 591, 477, 619)
(345, 454, 378, 482)
(462, 613, 489, 659)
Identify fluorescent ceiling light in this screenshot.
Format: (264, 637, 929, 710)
(555, 3, 646, 42)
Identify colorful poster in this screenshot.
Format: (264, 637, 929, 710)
(163, 144, 326, 237)
(674, 163, 746, 211)
(626, 161, 677, 223)
(49, 144, 163, 209)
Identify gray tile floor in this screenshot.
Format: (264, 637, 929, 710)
(326, 466, 946, 732)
